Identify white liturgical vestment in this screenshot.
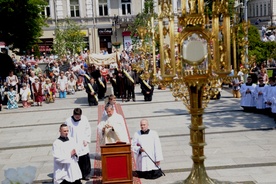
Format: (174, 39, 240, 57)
(53, 138, 82, 184)
(65, 115, 91, 156)
(132, 130, 163, 171)
(240, 83, 256, 107)
(98, 113, 129, 145)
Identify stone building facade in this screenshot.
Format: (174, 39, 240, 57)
(40, 0, 150, 54)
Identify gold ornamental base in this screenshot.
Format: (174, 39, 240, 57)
(172, 163, 236, 184)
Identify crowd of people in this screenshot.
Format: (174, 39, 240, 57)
(0, 49, 157, 111)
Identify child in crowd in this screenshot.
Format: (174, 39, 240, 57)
(50, 81, 57, 102)
(19, 83, 31, 108)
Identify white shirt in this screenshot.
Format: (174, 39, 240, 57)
(57, 76, 68, 91)
(20, 87, 31, 101)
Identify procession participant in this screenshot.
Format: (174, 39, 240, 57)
(52, 124, 82, 184)
(97, 104, 129, 145)
(65, 108, 92, 181)
(97, 72, 107, 100)
(110, 71, 119, 98)
(240, 76, 256, 112)
(141, 73, 154, 101)
(32, 77, 43, 106)
(85, 77, 98, 106)
(270, 86, 276, 123)
(132, 119, 163, 179)
(116, 69, 126, 101)
(123, 65, 136, 102)
(254, 77, 267, 113)
(264, 77, 276, 116)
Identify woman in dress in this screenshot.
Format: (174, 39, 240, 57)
(7, 87, 18, 109)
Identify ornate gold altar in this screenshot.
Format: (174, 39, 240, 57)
(137, 0, 238, 183)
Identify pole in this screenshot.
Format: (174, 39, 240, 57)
(138, 145, 165, 176)
(244, 0, 249, 80)
(271, 0, 273, 26)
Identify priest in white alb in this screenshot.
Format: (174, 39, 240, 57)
(98, 104, 129, 145)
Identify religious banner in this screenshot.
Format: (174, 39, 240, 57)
(87, 52, 120, 66)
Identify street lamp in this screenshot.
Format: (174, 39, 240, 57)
(112, 15, 119, 42)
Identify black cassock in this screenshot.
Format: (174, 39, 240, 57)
(123, 69, 135, 101)
(91, 69, 106, 99)
(116, 70, 126, 100)
(85, 82, 98, 106)
(141, 79, 154, 101)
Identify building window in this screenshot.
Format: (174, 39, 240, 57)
(268, 3, 271, 16)
(99, 0, 108, 16)
(264, 4, 267, 16)
(121, 0, 131, 15)
(260, 4, 262, 16)
(70, 0, 80, 17)
(249, 5, 252, 17)
(42, 0, 50, 18)
(253, 4, 255, 17)
(256, 5, 258, 17)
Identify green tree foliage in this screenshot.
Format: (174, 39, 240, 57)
(246, 26, 276, 63)
(128, 0, 157, 45)
(0, 0, 47, 53)
(52, 19, 86, 58)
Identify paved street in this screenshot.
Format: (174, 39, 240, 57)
(1, 86, 276, 184)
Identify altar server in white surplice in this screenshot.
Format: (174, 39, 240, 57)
(240, 76, 256, 112)
(132, 119, 163, 179)
(269, 83, 276, 123)
(98, 104, 129, 145)
(253, 77, 267, 113)
(65, 108, 91, 181)
(263, 77, 276, 115)
(53, 124, 82, 184)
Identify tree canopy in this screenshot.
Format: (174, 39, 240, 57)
(52, 19, 86, 59)
(0, 0, 47, 53)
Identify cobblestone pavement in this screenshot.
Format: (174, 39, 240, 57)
(1, 86, 276, 184)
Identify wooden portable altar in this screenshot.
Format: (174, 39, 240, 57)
(100, 143, 133, 184)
